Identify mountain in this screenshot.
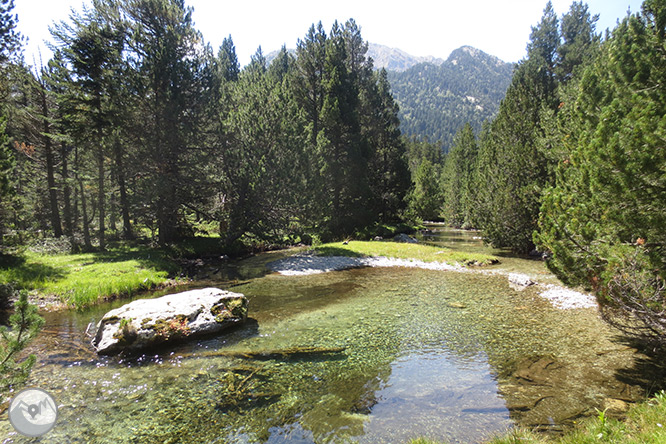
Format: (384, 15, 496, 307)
(265, 43, 443, 72)
(265, 44, 513, 152)
(387, 46, 514, 151)
(367, 43, 444, 72)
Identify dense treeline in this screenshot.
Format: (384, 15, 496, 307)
(441, 0, 601, 246)
(0, 0, 412, 251)
(441, 0, 666, 349)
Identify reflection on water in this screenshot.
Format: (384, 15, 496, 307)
(0, 227, 647, 443)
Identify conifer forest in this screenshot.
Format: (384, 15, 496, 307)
(1, 0, 666, 402)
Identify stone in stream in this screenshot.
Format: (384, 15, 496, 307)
(508, 273, 536, 288)
(92, 287, 248, 355)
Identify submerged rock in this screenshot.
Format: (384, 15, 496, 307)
(92, 287, 247, 355)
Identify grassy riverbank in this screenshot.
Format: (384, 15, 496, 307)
(313, 240, 499, 266)
(411, 391, 666, 444)
(0, 238, 226, 309)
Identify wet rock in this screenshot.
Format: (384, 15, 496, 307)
(603, 398, 630, 413)
(92, 287, 247, 355)
(508, 273, 536, 288)
(393, 233, 418, 243)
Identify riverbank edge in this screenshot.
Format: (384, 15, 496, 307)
(267, 241, 597, 310)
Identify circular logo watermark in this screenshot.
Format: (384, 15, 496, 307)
(8, 388, 58, 437)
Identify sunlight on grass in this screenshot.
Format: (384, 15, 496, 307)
(0, 246, 180, 309)
(313, 240, 499, 266)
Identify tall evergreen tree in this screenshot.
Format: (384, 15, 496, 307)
(366, 68, 411, 220)
(0, 0, 20, 62)
(556, 1, 600, 82)
(0, 0, 19, 244)
(442, 123, 478, 228)
(472, 1, 599, 253)
(52, 0, 128, 248)
(217, 35, 239, 82)
(122, 0, 209, 244)
(473, 58, 553, 252)
(315, 22, 370, 236)
(0, 115, 13, 242)
(220, 56, 306, 246)
(408, 158, 441, 221)
(536, 1, 666, 348)
(526, 1, 560, 83)
(294, 22, 327, 147)
(267, 45, 291, 82)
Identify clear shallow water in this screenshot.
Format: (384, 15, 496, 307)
(0, 229, 647, 443)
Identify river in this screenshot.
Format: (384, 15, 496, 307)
(0, 226, 652, 443)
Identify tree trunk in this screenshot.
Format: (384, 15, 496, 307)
(78, 178, 92, 250)
(60, 143, 73, 236)
(97, 145, 105, 250)
(113, 138, 133, 239)
(41, 92, 62, 238)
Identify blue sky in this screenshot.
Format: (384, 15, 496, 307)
(16, 0, 644, 67)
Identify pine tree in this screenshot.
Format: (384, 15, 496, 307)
(122, 0, 209, 244)
(0, 115, 13, 242)
(366, 69, 411, 221)
(472, 1, 599, 253)
(0, 0, 20, 62)
(217, 35, 239, 82)
(536, 2, 666, 348)
(0, 0, 19, 243)
(556, 1, 600, 82)
(315, 22, 369, 236)
(267, 45, 291, 82)
(442, 123, 477, 228)
(52, 0, 129, 248)
(408, 158, 441, 221)
(294, 22, 327, 147)
(473, 57, 552, 252)
(220, 56, 306, 246)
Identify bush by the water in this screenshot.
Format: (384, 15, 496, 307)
(0, 289, 44, 394)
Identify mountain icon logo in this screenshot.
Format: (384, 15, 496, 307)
(8, 388, 58, 437)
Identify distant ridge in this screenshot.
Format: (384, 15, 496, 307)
(265, 43, 444, 71)
(367, 43, 444, 71)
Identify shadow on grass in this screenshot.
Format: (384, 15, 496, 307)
(88, 237, 225, 275)
(2, 237, 228, 309)
(0, 253, 65, 288)
(89, 248, 178, 274)
(313, 246, 365, 258)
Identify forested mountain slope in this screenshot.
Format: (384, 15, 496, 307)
(387, 46, 513, 151)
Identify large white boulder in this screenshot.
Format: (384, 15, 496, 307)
(92, 287, 247, 355)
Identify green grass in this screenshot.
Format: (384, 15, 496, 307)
(313, 240, 499, 266)
(0, 239, 224, 309)
(409, 391, 666, 444)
